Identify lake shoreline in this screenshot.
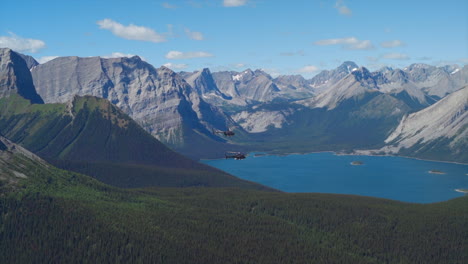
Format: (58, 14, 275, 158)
(242, 150, 468, 166)
(202, 152, 468, 204)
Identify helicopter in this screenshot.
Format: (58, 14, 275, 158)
(225, 151, 247, 160)
(213, 128, 235, 137)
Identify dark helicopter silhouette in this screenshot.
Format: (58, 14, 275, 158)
(225, 151, 246, 160)
(213, 128, 235, 137)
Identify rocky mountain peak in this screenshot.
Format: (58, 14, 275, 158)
(18, 53, 39, 69)
(378, 66, 394, 73)
(0, 48, 44, 104)
(406, 63, 434, 70)
(309, 61, 359, 91)
(157, 65, 179, 79)
(201, 67, 211, 75)
(337, 61, 359, 74)
(274, 74, 308, 89)
(350, 67, 377, 87)
(351, 66, 370, 78)
(183, 67, 229, 100)
(384, 69, 409, 83)
(253, 69, 270, 77)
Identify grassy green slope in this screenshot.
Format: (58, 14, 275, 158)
(0, 94, 267, 190)
(1, 153, 467, 263)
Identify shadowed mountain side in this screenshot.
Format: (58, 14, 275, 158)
(0, 48, 43, 104)
(0, 94, 270, 190)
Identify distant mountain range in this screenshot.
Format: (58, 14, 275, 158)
(2, 48, 467, 163)
(0, 48, 267, 190)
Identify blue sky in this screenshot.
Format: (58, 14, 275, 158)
(1, 0, 467, 77)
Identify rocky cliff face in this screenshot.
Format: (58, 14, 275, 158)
(380, 86, 467, 161)
(273, 74, 315, 100)
(403, 63, 466, 98)
(232, 107, 295, 133)
(211, 69, 281, 105)
(0, 48, 43, 104)
(31, 56, 228, 148)
(180, 68, 231, 106)
(309, 61, 359, 92)
(301, 67, 380, 110)
(18, 53, 39, 69)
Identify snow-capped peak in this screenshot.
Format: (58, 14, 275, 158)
(232, 74, 243, 81)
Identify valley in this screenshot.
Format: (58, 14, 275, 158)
(0, 36, 467, 263)
(1, 138, 467, 263)
(20, 49, 468, 163)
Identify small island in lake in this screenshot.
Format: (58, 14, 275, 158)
(351, 161, 364, 166)
(429, 170, 446, 175)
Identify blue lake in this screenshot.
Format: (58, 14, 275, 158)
(202, 152, 468, 203)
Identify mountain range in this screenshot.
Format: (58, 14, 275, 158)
(0, 48, 267, 190)
(4, 47, 468, 163)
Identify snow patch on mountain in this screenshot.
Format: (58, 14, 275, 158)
(451, 68, 460, 75)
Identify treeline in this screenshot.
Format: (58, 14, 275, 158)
(1, 183, 467, 263)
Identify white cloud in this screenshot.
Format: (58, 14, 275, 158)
(165, 50, 214, 59)
(162, 2, 177, 9)
(223, 0, 248, 7)
(314, 37, 374, 50)
(0, 32, 46, 53)
(334, 0, 352, 16)
(37, 56, 58, 64)
(102, 52, 136, 58)
(97, 18, 166, 43)
(298, 65, 319, 73)
(163, 62, 188, 70)
(101, 52, 146, 61)
(380, 40, 405, 48)
(184, 28, 204, 40)
(383, 53, 410, 60)
(350, 40, 373, 50)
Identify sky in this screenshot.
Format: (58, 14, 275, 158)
(1, 0, 467, 78)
